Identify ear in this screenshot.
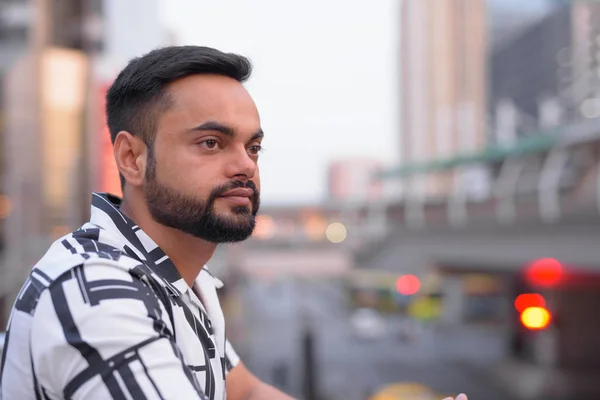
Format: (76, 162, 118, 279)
(113, 131, 147, 187)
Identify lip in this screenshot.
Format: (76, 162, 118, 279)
(220, 188, 254, 198)
(219, 196, 251, 207)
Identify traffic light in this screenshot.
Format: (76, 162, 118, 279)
(514, 293, 546, 312)
(514, 293, 552, 331)
(524, 258, 563, 288)
(395, 275, 421, 296)
(520, 306, 552, 330)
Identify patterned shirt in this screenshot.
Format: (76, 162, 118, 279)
(0, 192, 240, 400)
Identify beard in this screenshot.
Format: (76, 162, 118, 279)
(143, 153, 260, 243)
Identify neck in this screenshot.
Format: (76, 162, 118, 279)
(119, 193, 217, 287)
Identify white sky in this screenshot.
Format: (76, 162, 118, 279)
(159, 0, 400, 205)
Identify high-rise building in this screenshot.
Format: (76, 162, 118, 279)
(489, 3, 572, 145)
(566, 1, 600, 119)
(400, 0, 488, 199)
(488, 0, 560, 49)
(0, 0, 171, 326)
(0, 0, 31, 326)
(488, 1, 600, 147)
(0, 0, 106, 325)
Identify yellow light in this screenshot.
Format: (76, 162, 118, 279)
(325, 222, 347, 244)
(520, 306, 552, 330)
(370, 383, 437, 400)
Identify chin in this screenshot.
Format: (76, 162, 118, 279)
(214, 205, 252, 216)
(231, 205, 253, 215)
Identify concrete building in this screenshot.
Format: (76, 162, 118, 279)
(0, 0, 105, 325)
(0, 0, 169, 326)
(0, 0, 31, 325)
(487, 0, 560, 49)
(490, 3, 572, 144)
(489, 1, 600, 144)
(399, 0, 488, 199)
(569, 1, 600, 119)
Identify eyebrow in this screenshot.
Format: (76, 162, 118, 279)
(251, 130, 264, 141)
(188, 120, 264, 141)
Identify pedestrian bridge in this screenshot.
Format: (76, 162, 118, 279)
(358, 118, 600, 274)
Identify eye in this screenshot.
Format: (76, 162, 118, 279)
(248, 144, 263, 156)
(199, 139, 220, 150)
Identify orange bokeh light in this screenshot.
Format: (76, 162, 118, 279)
(520, 306, 552, 330)
(304, 214, 327, 240)
(253, 215, 275, 239)
(396, 274, 421, 296)
(514, 293, 546, 312)
(0, 195, 12, 219)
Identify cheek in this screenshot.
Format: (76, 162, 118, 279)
(177, 168, 218, 197)
(154, 147, 212, 191)
(153, 153, 184, 185)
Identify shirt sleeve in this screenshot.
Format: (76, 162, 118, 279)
(30, 262, 209, 400)
(224, 338, 241, 373)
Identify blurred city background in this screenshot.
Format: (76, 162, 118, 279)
(1, 0, 600, 399)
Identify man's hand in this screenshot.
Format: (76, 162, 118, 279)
(443, 394, 467, 400)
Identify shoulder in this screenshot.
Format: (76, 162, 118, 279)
(14, 256, 164, 321)
(26, 260, 175, 357)
(33, 225, 151, 286)
(13, 227, 164, 322)
(34, 260, 166, 319)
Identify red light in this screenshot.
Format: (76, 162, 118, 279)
(525, 258, 563, 287)
(514, 293, 546, 312)
(396, 275, 421, 295)
(520, 306, 552, 330)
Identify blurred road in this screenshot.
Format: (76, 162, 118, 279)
(237, 279, 517, 400)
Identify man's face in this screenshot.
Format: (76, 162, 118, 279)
(143, 74, 262, 243)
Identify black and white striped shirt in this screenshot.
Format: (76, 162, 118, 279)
(0, 192, 240, 400)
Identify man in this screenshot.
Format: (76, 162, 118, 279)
(1, 45, 291, 400)
(0, 45, 468, 400)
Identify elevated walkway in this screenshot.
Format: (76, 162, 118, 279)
(362, 118, 600, 273)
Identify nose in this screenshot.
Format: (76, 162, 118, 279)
(225, 146, 257, 180)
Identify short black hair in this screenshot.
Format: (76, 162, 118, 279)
(105, 45, 253, 188)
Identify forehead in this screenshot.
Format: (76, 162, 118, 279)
(159, 74, 260, 134)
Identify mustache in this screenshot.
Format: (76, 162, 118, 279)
(212, 180, 259, 198)
(209, 180, 260, 214)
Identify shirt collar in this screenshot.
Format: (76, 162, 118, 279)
(89, 192, 189, 296)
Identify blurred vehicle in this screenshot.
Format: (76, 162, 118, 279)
(369, 382, 445, 400)
(350, 308, 387, 340)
